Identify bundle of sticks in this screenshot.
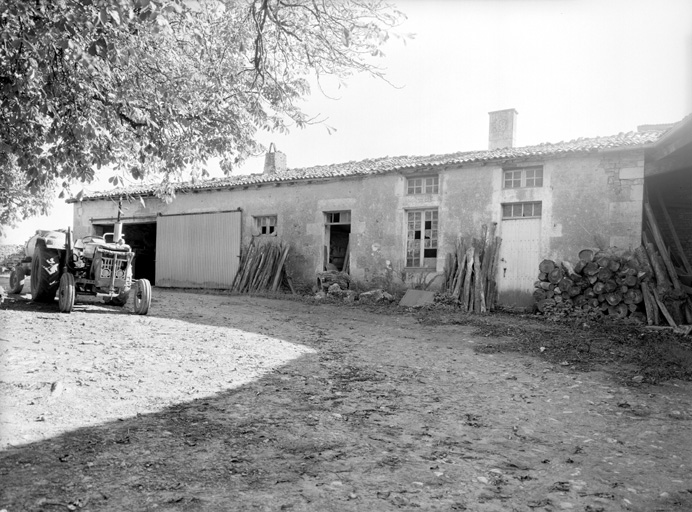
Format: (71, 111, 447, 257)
(442, 223, 502, 313)
(231, 239, 294, 294)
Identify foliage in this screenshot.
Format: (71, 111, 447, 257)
(0, 0, 405, 231)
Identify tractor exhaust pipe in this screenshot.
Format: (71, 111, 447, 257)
(113, 222, 123, 244)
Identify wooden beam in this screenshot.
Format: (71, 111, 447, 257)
(644, 202, 682, 290)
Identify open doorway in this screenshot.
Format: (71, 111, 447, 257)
(122, 223, 157, 283)
(324, 211, 351, 272)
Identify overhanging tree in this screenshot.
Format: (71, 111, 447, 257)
(0, 0, 405, 232)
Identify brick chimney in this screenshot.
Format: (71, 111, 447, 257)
(488, 109, 518, 150)
(263, 143, 287, 174)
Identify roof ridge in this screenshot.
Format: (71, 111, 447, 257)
(70, 128, 667, 202)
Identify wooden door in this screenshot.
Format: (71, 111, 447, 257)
(498, 217, 541, 307)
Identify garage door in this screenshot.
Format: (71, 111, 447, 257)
(155, 210, 242, 289)
(497, 202, 542, 307)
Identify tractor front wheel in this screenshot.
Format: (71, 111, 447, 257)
(9, 264, 25, 294)
(133, 279, 151, 315)
(58, 273, 75, 313)
(31, 243, 60, 302)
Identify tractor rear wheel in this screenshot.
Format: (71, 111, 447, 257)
(133, 279, 151, 315)
(9, 264, 25, 294)
(31, 243, 60, 302)
(58, 273, 75, 313)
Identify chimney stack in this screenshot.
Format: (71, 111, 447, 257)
(488, 109, 518, 150)
(263, 143, 287, 174)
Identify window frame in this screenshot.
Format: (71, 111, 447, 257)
(501, 201, 542, 220)
(406, 175, 439, 195)
(254, 215, 277, 236)
(406, 208, 439, 268)
(325, 211, 351, 225)
(503, 167, 543, 189)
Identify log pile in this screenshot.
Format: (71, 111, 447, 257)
(533, 249, 649, 321)
(534, 195, 692, 326)
(231, 239, 294, 294)
(442, 223, 502, 313)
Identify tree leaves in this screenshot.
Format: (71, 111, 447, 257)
(0, 0, 405, 231)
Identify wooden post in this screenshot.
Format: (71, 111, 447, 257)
(652, 286, 678, 328)
(461, 246, 475, 312)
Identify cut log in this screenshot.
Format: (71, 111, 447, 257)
(533, 289, 547, 301)
(597, 267, 613, 281)
(605, 292, 622, 306)
(574, 260, 586, 274)
(596, 256, 611, 268)
(624, 274, 638, 287)
(608, 259, 621, 272)
(538, 272, 548, 281)
(559, 277, 574, 291)
(548, 268, 564, 284)
(583, 262, 600, 276)
(536, 298, 556, 312)
(593, 282, 606, 295)
(539, 259, 556, 273)
(561, 260, 578, 278)
(604, 280, 618, 293)
(579, 249, 595, 262)
(609, 303, 628, 318)
(569, 286, 582, 297)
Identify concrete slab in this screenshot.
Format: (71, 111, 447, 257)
(399, 289, 436, 307)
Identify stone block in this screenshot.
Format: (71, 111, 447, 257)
(619, 166, 643, 180)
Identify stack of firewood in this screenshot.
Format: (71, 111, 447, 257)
(442, 223, 502, 313)
(231, 239, 295, 294)
(534, 195, 692, 327)
(533, 249, 648, 321)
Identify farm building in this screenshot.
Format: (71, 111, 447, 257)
(68, 110, 692, 307)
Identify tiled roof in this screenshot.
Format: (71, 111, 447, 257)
(73, 129, 666, 201)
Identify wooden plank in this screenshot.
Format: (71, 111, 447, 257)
(652, 286, 678, 328)
(461, 246, 475, 312)
(644, 201, 682, 290)
(271, 246, 290, 292)
(654, 189, 692, 274)
(640, 281, 656, 325)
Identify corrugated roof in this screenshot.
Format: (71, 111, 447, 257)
(73, 129, 666, 202)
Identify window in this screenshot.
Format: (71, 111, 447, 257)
(502, 202, 542, 219)
(503, 167, 543, 188)
(406, 209, 438, 267)
(325, 211, 351, 224)
(407, 176, 439, 195)
(254, 215, 277, 235)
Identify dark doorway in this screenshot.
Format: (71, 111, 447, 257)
(324, 211, 351, 272)
(122, 223, 157, 283)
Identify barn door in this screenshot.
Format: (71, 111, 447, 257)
(155, 210, 242, 288)
(497, 202, 542, 307)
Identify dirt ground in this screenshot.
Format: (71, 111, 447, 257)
(1, 277, 692, 512)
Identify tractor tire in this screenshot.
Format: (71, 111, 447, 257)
(9, 264, 25, 294)
(107, 289, 131, 307)
(58, 273, 75, 313)
(31, 243, 60, 302)
(133, 279, 151, 315)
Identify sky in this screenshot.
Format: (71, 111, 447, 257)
(2, 0, 691, 244)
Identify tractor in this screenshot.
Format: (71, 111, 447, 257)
(11, 223, 151, 314)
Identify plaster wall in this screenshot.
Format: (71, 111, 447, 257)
(72, 148, 647, 297)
